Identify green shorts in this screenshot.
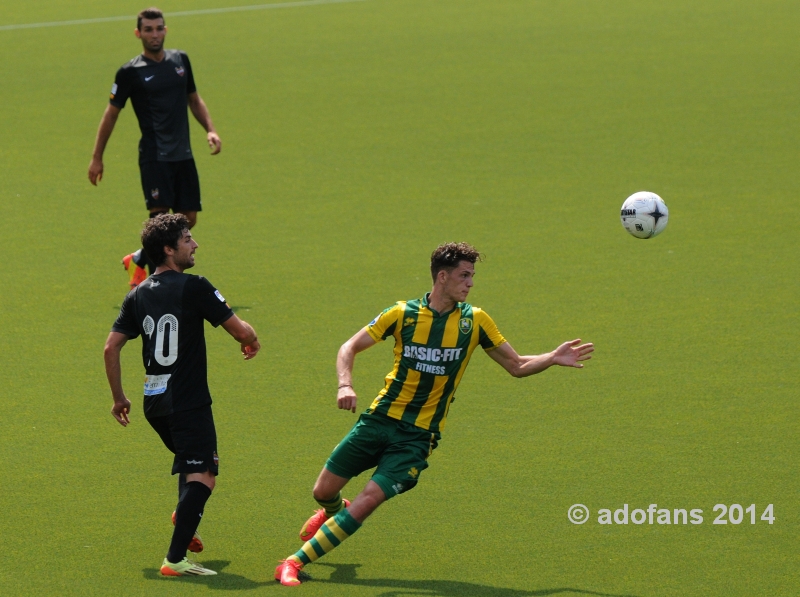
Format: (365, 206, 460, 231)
(325, 413, 440, 499)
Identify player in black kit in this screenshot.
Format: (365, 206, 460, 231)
(103, 214, 259, 576)
(89, 7, 222, 289)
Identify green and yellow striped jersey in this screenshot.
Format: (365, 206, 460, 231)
(363, 294, 506, 433)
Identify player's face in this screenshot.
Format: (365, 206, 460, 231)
(442, 261, 475, 303)
(136, 18, 167, 54)
(172, 229, 198, 271)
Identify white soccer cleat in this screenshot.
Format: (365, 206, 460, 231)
(160, 557, 217, 576)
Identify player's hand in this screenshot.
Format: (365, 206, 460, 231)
(207, 132, 221, 155)
(111, 397, 132, 426)
(552, 339, 594, 368)
(242, 339, 260, 360)
(337, 385, 357, 413)
(88, 157, 104, 185)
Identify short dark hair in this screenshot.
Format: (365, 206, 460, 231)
(137, 7, 164, 30)
(430, 242, 481, 281)
(141, 213, 189, 267)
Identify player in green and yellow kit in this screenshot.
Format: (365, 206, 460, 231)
(275, 242, 594, 585)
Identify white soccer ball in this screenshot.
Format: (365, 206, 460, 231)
(620, 191, 669, 239)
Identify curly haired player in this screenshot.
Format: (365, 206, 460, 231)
(104, 214, 259, 576)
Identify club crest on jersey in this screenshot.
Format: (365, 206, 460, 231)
(213, 452, 219, 466)
(403, 317, 416, 327)
(151, 188, 159, 200)
(175, 66, 185, 76)
(459, 317, 472, 334)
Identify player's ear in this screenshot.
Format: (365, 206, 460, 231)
(135, 28, 142, 39)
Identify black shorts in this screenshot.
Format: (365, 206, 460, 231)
(146, 405, 219, 476)
(139, 158, 202, 212)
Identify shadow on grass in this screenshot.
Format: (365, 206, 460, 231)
(142, 560, 271, 590)
(310, 563, 641, 597)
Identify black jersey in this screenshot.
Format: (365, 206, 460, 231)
(112, 270, 233, 417)
(109, 50, 197, 163)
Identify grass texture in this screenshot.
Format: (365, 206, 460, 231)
(0, 0, 797, 595)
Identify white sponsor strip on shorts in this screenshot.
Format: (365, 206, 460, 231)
(0, 0, 368, 32)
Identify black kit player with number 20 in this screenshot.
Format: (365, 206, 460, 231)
(103, 214, 259, 577)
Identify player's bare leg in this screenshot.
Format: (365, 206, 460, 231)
(311, 468, 348, 502)
(175, 210, 197, 228)
(346, 480, 386, 523)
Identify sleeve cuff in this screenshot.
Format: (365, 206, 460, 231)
(365, 326, 383, 342)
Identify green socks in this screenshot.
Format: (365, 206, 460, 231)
(316, 492, 346, 517)
(294, 508, 362, 565)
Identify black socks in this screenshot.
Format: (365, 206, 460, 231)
(167, 481, 212, 563)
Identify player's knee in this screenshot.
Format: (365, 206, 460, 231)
(187, 471, 216, 491)
(178, 211, 197, 228)
(312, 484, 334, 502)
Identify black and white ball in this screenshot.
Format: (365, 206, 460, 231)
(620, 191, 669, 239)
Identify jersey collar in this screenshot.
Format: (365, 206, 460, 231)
(422, 293, 460, 317)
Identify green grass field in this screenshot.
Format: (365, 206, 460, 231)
(0, 0, 797, 595)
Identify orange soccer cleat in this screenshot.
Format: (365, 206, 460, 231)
(274, 558, 303, 586)
(122, 250, 148, 289)
(172, 510, 204, 553)
(299, 499, 350, 542)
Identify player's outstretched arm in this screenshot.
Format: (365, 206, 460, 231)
(88, 104, 121, 185)
(187, 92, 221, 154)
(336, 329, 377, 413)
(104, 331, 132, 426)
(221, 315, 260, 360)
(487, 339, 593, 378)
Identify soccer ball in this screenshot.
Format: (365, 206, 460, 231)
(620, 191, 669, 239)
